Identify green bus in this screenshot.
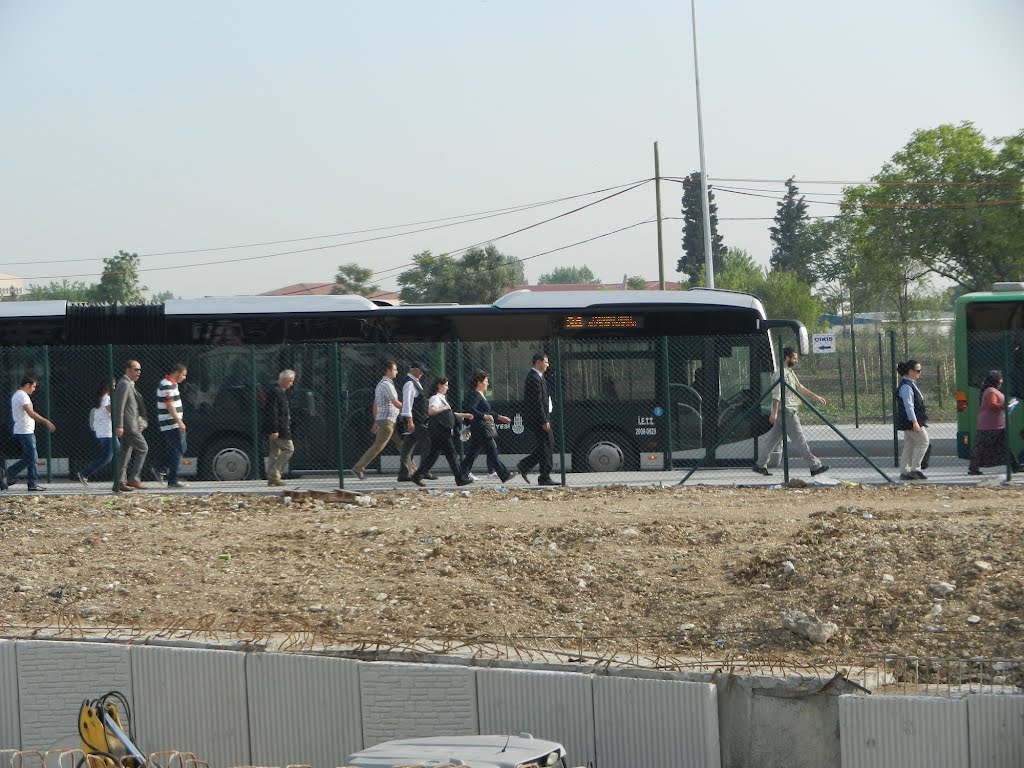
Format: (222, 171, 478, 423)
(953, 282, 1024, 460)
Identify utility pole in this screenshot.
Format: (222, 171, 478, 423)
(654, 141, 665, 289)
(690, 0, 714, 288)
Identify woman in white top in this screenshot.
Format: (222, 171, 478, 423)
(78, 380, 114, 485)
(412, 378, 474, 486)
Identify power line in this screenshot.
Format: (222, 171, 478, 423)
(5, 178, 653, 267)
(272, 218, 658, 299)
(18, 180, 653, 283)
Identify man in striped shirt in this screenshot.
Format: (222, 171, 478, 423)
(153, 363, 188, 488)
(351, 360, 408, 479)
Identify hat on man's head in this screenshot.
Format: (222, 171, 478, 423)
(410, 361, 430, 374)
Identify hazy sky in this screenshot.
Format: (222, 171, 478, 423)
(1, 0, 1022, 299)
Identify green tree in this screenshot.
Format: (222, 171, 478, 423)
(715, 247, 822, 329)
(19, 279, 96, 302)
(769, 177, 814, 283)
(624, 275, 648, 290)
(537, 265, 600, 285)
(849, 123, 1024, 291)
(676, 171, 726, 287)
(149, 290, 177, 303)
(398, 245, 525, 304)
(331, 263, 380, 297)
(93, 250, 146, 304)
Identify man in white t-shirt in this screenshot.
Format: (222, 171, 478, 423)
(7, 377, 57, 492)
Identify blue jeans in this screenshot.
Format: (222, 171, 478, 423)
(158, 429, 186, 483)
(80, 437, 114, 479)
(8, 433, 39, 486)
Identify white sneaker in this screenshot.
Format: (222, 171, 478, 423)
(487, 471, 499, 479)
(467, 473, 478, 482)
(77, 472, 90, 487)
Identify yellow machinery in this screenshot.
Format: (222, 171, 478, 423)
(77, 692, 147, 768)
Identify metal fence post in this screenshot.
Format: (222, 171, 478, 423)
(249, 346, 260, 481)
(878, 332, 887, 423)
(455, 341, 465, 460)
(660, 336, 674, 471)
(554, 337, 567, 484)
(777, 335, 790, 483)
(850, 311, 860, 428)
(1002, 331, 1012, 480)
(109, 345, 120, 493)
(837, 353, 846, 409)
(890, 330, 898, 467)
(43, 345, 53, 484)
(333, 342, 345, 489)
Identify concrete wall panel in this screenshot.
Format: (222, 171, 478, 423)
(593, 676, 720, 768)
(16, 640, 132, 750)
(0, 641, 20, 749)
(131, 646, 248, 768)
(246, 653, 362, 768)
(968, 694, 1024, 768)
(839, 695, 969, 768)
(748, 690, 842, 768)
(358, 662, 477, 747)
(476, 668, 595, 767)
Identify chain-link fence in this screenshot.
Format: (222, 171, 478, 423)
(0, 327, 1001, 491)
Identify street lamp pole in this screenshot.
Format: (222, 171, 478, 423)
(690, 0, 715, 288)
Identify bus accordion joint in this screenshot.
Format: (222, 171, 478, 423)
(955, 390, 968, 412)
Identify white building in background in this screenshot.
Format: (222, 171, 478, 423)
(0, 272, 23, 297)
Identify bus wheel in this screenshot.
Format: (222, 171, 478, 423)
(574, 430, 634, 472)
(201, 438, 253, 481)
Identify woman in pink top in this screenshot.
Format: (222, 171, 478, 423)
(968, 370, 1018, 474)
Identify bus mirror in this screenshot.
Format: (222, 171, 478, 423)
(762, 319, 809, 354)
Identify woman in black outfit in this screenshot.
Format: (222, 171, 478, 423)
(459, 370, 514, 483)
(412, 377, 474, 486)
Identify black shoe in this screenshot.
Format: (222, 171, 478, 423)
(411, 474, 426, 487)
(0, 476, 6, 491)
(752, 465, 770, 476)
(424, 473, 438, 480)
(27, 485, 45, 492)
(537, 477, 561, 486)
(397, 475, 414, 482)
(499, 471, 513, 484)
(517, 464, 531, 483)
(810, 464, 830, 477)
(968, 468, 983, 476)
(900, 472, 917, 481)
(456, 476, 472, 486)
(912, 470, 927, 480)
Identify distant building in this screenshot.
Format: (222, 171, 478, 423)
(260, 282, 401, 304)
(0, 272, 24, 296)
(507, 280, 682, 293)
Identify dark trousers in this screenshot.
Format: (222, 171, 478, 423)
(398, 423, 431, 478)
(415, 433, 462, 480)
(460, 432, 509, 480)
(8, 433, 39, 485)
(157, 429, 187, 483)
(81, 437, 114, 479)
(519, 425, 554, 479)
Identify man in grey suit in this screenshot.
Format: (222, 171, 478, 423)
(113, 359, 149, 491)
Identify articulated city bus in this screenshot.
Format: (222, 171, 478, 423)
(0, 289, 806, 480)
(953, 282, 1024, 460)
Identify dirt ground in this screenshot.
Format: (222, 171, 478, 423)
(1, 484, 1022, 668)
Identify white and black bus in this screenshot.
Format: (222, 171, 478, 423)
(0, 289, 806, 481)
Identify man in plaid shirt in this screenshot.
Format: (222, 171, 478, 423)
(351, 360, 412, 479)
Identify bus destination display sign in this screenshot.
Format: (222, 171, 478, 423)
(563, 315, 644, 330)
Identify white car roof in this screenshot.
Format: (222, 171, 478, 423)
(344, 734, 565, 768)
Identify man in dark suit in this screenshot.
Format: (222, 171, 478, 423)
(517, 352, 559, 485)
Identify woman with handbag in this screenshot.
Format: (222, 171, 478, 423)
(412, 377, 474, 486)
(459, 370, 514, 484)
